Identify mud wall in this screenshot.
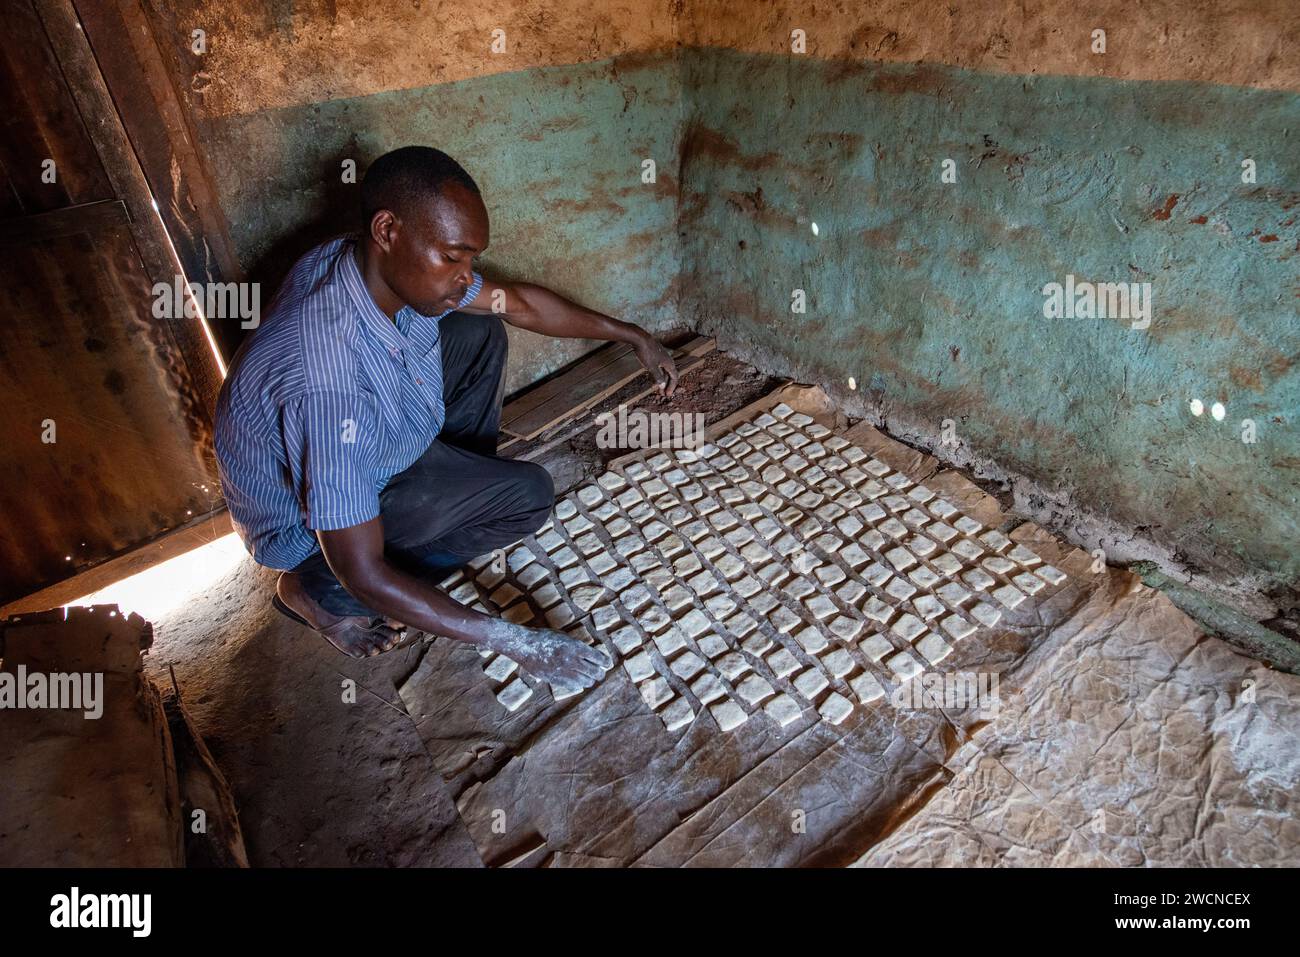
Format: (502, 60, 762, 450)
(136, 1, 1298, 592)
(678, 2, 1300, 596)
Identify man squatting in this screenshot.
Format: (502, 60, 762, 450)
(214, 146, 680, 695)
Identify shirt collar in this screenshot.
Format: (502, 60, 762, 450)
(336, 236, 411, 355)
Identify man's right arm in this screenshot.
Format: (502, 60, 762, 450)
(317, 518, 611, 691)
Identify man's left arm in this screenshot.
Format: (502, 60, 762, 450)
(458, 277, 679, 397)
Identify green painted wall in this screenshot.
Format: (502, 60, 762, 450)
(180, 32, 1297, 590)
(196, 53, 685, 396)
(679, 48, 1299, 588)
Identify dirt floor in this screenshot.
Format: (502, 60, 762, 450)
(136, 349, 1300, 866)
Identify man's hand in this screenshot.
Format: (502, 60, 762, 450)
(483, 620, 613, 694)
(462, 280, 681, 398)
(632, 334, 679, 398)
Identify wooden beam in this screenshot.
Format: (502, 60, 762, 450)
(0, 198, 128, 243)
(497, 336, 716, 455)
(35, 0, 224, 426)
(0, 507, 232, 616)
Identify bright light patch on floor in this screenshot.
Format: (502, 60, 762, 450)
(1189, 399, 1204, 416)
(811, 222, 819, 236)
(66, 533, 246, 622)
(1211, 402, 1226, 421)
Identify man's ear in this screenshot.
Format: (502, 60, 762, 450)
(368, 209, 398, 252)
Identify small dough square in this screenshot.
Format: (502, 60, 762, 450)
(765, 693, 803, 727)
(653, 628, 688, 657)
(1007, 544, 1041, 566)
(639, 676, 674, 709)
(484, 655, 518, 682)
(931, 553, 964, 577)
(497, 678, 535, 712)
(979, 530, 1012, 553)
(710, 699, 749, 732)
(829, 616, 864, 641)
(835, 580, 867, 605)
(736, 673, 776, 705)
(885, 577, 918, 602)
(886, 650, 923, 682)
(792, 667, 830, 701)
(982, 555, 1017, 575)
(936, 581, 972, 606)
(670, 650, 706, 680)
(767, 647, 801, 678)
(863, 595, 894, 625)
(817, 692, 854, 725)
(970, 602, 1003, 627)
(691, 672, 727, 704)
(697, 633, 730, 658)
(941, 615, 977, 641)
(926, 522, 959, 543)
(716, 651, 751, 680)
(794, 626, 829, 655)
(913, 594, 945, 621)
(659, 697, 695, 731)
(1013, 571, 1046, 595)
(890, 613, 926, 642)
(623, 650, 656, 683)
(820, 647, 856, 678)
(863, 562, 892, 587)
(860, 632, 895, 662)
(1036, 564, 1068, 586)
(805, 594, 838, 620)
(992, 583, 1027, 609)
(915, 632, 952, 665)
(849, 671, 885, 703)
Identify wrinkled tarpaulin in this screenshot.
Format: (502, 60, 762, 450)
(397, 385, 1300, 866)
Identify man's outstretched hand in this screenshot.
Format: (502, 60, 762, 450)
(484, 620, 614, 694)
(632, 334, 679, 398)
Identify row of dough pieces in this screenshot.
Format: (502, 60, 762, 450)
(456, 401, 1066, 729)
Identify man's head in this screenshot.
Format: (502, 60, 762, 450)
(359, 146, 489, 316)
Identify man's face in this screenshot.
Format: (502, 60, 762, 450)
(377, 182, 489, 316)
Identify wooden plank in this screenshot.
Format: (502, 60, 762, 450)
(75, 0, 244, 360)
(0, 0, 116, 212)
(0, 198, 128, 243)
(515, 345, 716, 462)
(36, 0, 224, 417)
(499, 341, 635, 431)
(505, 336, 716, 443)
(0, 508, 232, 616)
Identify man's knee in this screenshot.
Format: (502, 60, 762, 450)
(515, 461, 554, 518)
(447, 311, 506, 360)
(482, 313, 507, 357)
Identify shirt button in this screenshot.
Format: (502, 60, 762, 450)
(415, 378, 423, 384)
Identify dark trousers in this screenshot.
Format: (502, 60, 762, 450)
(291, 313, 554, 617)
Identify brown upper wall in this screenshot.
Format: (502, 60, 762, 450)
(684, 0, 1299, 91)
(144, 0, 684, 118)
(148, 0, 1298, 123)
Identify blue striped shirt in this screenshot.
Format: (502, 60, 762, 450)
(214, 235, 483, 570)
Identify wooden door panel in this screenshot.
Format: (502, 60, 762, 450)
(0, 0, 221, 603)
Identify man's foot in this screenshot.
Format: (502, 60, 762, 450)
(274, 572, 413, 658)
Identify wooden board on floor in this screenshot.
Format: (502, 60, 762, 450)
(499, 336, 715, 449)
(499, 342, 638, 436)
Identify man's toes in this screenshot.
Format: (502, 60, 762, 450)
(330, 634, 371, 658)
